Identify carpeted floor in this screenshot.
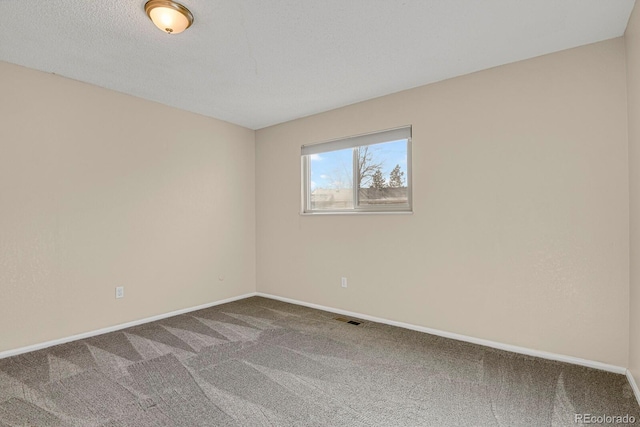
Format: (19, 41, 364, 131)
(0, 296, 638, 426)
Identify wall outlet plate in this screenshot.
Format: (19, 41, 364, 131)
(115, 286, 124, 299)
(341, 277, 348, 288)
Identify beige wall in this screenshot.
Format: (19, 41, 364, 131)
(0, 61, 256, 353)
(256, 38, 630, 367)
(1, 33, 633, 370)
(627, 2, 640, 388)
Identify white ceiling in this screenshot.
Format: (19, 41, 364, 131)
(0, 1, 635, 130)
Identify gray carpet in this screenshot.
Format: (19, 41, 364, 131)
(0, 296, 638, 426)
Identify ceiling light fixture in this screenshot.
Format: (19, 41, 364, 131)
(145, 0, 193, 35)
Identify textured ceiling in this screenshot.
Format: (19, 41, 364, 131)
(0, 1, 635, 129)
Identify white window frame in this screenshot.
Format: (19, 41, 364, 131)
(301, 126, 412, 215)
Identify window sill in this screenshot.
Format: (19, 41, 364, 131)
(300, 210, 413, 216)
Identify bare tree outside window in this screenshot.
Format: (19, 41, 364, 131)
(357, 146, 384, 188)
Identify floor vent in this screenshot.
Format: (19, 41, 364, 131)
(334, 317, 361, 326)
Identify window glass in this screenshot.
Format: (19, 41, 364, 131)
(357, 140, 408, 207)
(309, 148, 354, 210)
(302, 126, 411, 214)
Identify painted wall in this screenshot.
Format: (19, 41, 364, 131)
(626, 1, 640, 390)
(256, 38, 630, 367)
(0, 61, 256, 353)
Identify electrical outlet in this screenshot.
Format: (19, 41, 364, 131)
(341, 277, 348, 288)
(115, 286, 124, 299)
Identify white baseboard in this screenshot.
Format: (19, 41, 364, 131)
(1, 290, 632, 388)
(256, 292, 627, 375)
(0, 292, 258, 359)
(627, 369, 640, 407)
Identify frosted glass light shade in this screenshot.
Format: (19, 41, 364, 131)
(145, 0, 193, 35)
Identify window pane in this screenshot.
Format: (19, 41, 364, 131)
(309, 148, 354, 210)
(302, 126, 411, 214)
(357, 139, 408, 207)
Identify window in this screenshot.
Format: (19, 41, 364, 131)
(301, 126, 412, 214)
